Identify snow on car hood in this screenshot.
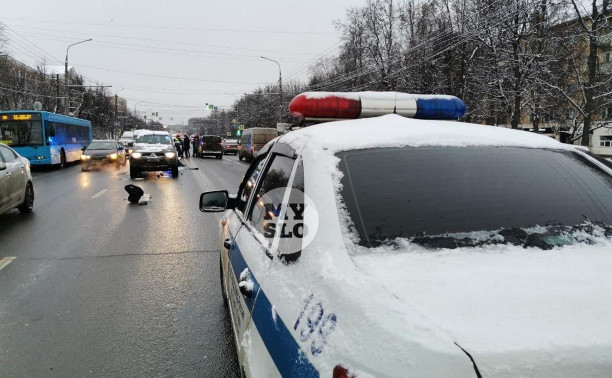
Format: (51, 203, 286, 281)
(350, 242, 612, 377)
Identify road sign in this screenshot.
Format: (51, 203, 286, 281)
(226, 132, 231, 137)
(238, 124, 245, 130)
(232, 119, 238, 125)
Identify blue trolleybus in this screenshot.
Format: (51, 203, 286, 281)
(0, 111, 92, 167)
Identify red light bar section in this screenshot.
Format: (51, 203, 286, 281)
(289, 93, 361, 119)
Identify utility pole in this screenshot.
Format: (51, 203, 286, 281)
(261, 56, 283, 123)
(64, 38, 92, 115)
(114, 94, 118, 139)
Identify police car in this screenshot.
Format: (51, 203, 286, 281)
(199, 92, 612, 377)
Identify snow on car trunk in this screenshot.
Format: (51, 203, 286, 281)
(350, 243, 612, 377)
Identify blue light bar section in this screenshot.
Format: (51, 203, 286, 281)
(415, 97, 466, 119)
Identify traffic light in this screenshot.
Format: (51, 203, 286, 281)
(236, 129, 242, 137)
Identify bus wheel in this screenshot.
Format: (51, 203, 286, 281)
(59, 150, 66, 168)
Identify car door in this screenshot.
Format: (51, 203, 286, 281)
(241, 153, 308, 376)
(0, 152, 8, 212)
(226, 148, 303, 376)
(0, 146, 24, 209)
(222, 155, 269, 366)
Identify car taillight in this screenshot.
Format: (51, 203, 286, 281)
(333, 365, 356, 378)
(225, 145, 230, 148)
(250, 146, 254, 152)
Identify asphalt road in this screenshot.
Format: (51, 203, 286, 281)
(0, 153, 250, 377)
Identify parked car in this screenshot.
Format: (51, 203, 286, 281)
(129, 131, 179, 178)
(222, 139, 239, 155)
(238, 128, 277, 162)
(0, 143, 34, 215)
(198, 135, 223, 159)
(118, 131, 136, 157)
(80, 140, 127, 171)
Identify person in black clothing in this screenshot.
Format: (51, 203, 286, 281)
(183, 135, 191, 158)
(192, 135, 200, 157)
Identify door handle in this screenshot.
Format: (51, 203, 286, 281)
(223, 238, 232, 250)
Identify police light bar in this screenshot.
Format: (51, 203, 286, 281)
(288, 91, 466, 120)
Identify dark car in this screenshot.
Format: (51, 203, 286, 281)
(198, 135, 223, 159)
(80, 140, 127, 171)
(222, 139, 239, 155)
(129, 131, 179, 178)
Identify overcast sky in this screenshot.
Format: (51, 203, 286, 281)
(2, 0, 363, 124)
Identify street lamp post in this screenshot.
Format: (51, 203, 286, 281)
(261, 56, 283, 123)
(64, 38, 92, 115)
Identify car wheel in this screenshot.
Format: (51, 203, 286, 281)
(216, 154, 222, 160)
(17, 182, 34, 213)
(130, 167, 139, 179)
(171, 166, 179, 178)
(220, 255, 228, 308)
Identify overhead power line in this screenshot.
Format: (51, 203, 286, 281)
(2, 18, 337, 35)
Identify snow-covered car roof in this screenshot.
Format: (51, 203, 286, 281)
(282, 114, 572, 154)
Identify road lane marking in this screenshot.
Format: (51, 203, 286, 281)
(91, 189, 108, 198)
(0, 257, 16, 272)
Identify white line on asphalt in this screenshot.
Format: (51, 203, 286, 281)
(91, 189, 108, 198)
(0, 257, 16, 272)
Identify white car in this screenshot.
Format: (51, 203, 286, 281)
(0, 143, 34, 215)
(199, 92, 612, 377)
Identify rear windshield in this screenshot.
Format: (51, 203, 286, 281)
(337, 146, 612, 248)
(203, 136, 221, 143)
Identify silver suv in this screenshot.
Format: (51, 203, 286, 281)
(129, 131, 179, 179)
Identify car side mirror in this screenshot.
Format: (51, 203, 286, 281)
(81, 146, 87, 151)
(200, 190, 229, 212)
(0, 162, 6, 171)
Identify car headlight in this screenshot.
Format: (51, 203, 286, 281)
(131, 152, 142, 159)
(165, 152, 176, 158)
(109, 153, 118, 160)
(81, 154, 91, 160)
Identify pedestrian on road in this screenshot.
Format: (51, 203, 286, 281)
(174, 135, 183, 158)
(183, 135, 191, 158)
(192, 135, 200, 157)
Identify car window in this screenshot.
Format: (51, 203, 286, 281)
(338, 146, 612, 248)
(237, 157, 267, 213)
(248, 154, 296, 248)
(0, 145, 17, 162)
